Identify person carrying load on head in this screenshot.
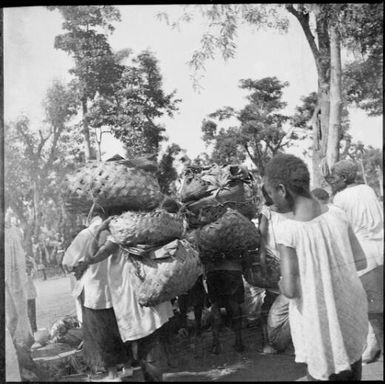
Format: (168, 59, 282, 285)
(63, 207, 129, 382)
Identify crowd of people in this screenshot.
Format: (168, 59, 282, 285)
(5, 154, 383, 382)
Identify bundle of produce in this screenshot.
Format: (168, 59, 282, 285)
(62, 160, 163, 213)
(243, 248, 281, 289)
(128, 239, 203, 307)
(180, 164, 259, 227)
(196, 208, 260, 261)
(108, 209, 184, 247)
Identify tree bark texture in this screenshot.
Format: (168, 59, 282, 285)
(327, 24, 342, 170)
(286, 6, 334, 188)
(82, 97, 92, 161)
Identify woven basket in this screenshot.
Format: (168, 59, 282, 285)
(197, 208, 260, 257)
(243, 249, 281, 289)
(62, 161, 163, 212)
(179, 167, 211, 203)
(108, 209, 184, 246)
(128, 239, 204, 307)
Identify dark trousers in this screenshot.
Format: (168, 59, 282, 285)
(27, 299, 37, 333)
(306, 359, 362, 381)
(129, 327, 164, 382)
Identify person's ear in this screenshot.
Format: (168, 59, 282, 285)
(277, 184, 287, 197)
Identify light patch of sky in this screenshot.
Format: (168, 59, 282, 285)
(4, 5, 382, 162)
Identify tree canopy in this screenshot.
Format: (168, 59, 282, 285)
(201, 76, 295, 174)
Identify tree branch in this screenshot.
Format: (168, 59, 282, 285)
(286, 4, 323, 76)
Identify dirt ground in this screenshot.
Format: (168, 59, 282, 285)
(33, 276, 383, 382)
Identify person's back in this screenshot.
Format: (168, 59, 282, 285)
(264, 154, 369, 380)
(276, 206, 368, 379)
(334, 184, 383, 242)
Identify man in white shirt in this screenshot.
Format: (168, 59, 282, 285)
(64, 213, 128, 381)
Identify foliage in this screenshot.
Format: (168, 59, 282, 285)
(202, 76, 294, 174)
(340, 3, 383, 116)
(5, 81, 80, 258)
(88, 50, 181, 157)
(48, 5, 123, 159)
(158, 4, 289, 89)
(157, 144, 183, 195)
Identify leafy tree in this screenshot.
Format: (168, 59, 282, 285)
(340, 3, 383, 116)
(48, 5, 123, 160)
(5, 80, 78, 258)
(202, 76, 294, 174)
(160, 4, 381, 186)
(157, 143, 183, 195)
(88, 50, 181, 158)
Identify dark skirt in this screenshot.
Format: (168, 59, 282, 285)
(206, 270, 245, 306)
(81, 304, 128, 371)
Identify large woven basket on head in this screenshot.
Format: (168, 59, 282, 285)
(62, 160, 163, 213)
(197, 208, 260, 259)
(127, 239, 204, 307)
(243, 249, 280, 289)
(108, 209, 185, 246)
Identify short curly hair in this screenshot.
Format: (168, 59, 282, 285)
(265, 154, 310, 196)
(331, 160, 358, 184)
(311, 188, 329, 201)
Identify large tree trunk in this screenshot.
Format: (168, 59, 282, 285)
(327, 24, 342, 170)
(82, 97, 92, 161)
(286, 6, 332, 188)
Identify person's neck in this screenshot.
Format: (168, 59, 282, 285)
(292, 195, 326, 222)
(346, 182, 358, 189)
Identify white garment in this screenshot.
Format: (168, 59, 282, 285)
(6, 326, 21, 381)
(5, 225, 33, 346)
(275, 206, 368, 380)
(63, 217, 112, 310)
(260, 205, 292, 257)
(333, 184, 384, 275)
(108, 247, 174, 342)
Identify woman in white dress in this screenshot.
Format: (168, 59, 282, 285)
(264, 154, 368, 381)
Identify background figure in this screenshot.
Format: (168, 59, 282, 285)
(5, 219, 34, 348)
(25, 255, 38, 333)
(329, 159, 383, 364)
(205, 257, 245, 354)
(311, 188, 330, 205)
(177, 275, 207, 336)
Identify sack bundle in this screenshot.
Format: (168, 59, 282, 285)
(62, 159, 163, 213)
(128, 239, 203, 307)
(180, 164, 258, 228)
(108, 209, 184, 246)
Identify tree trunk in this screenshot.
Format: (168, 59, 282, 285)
(33, 180, 40, 239)
(327, 24, 342, 170)
(82, 97, 92, 161)
(287, 6, 332, 188)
